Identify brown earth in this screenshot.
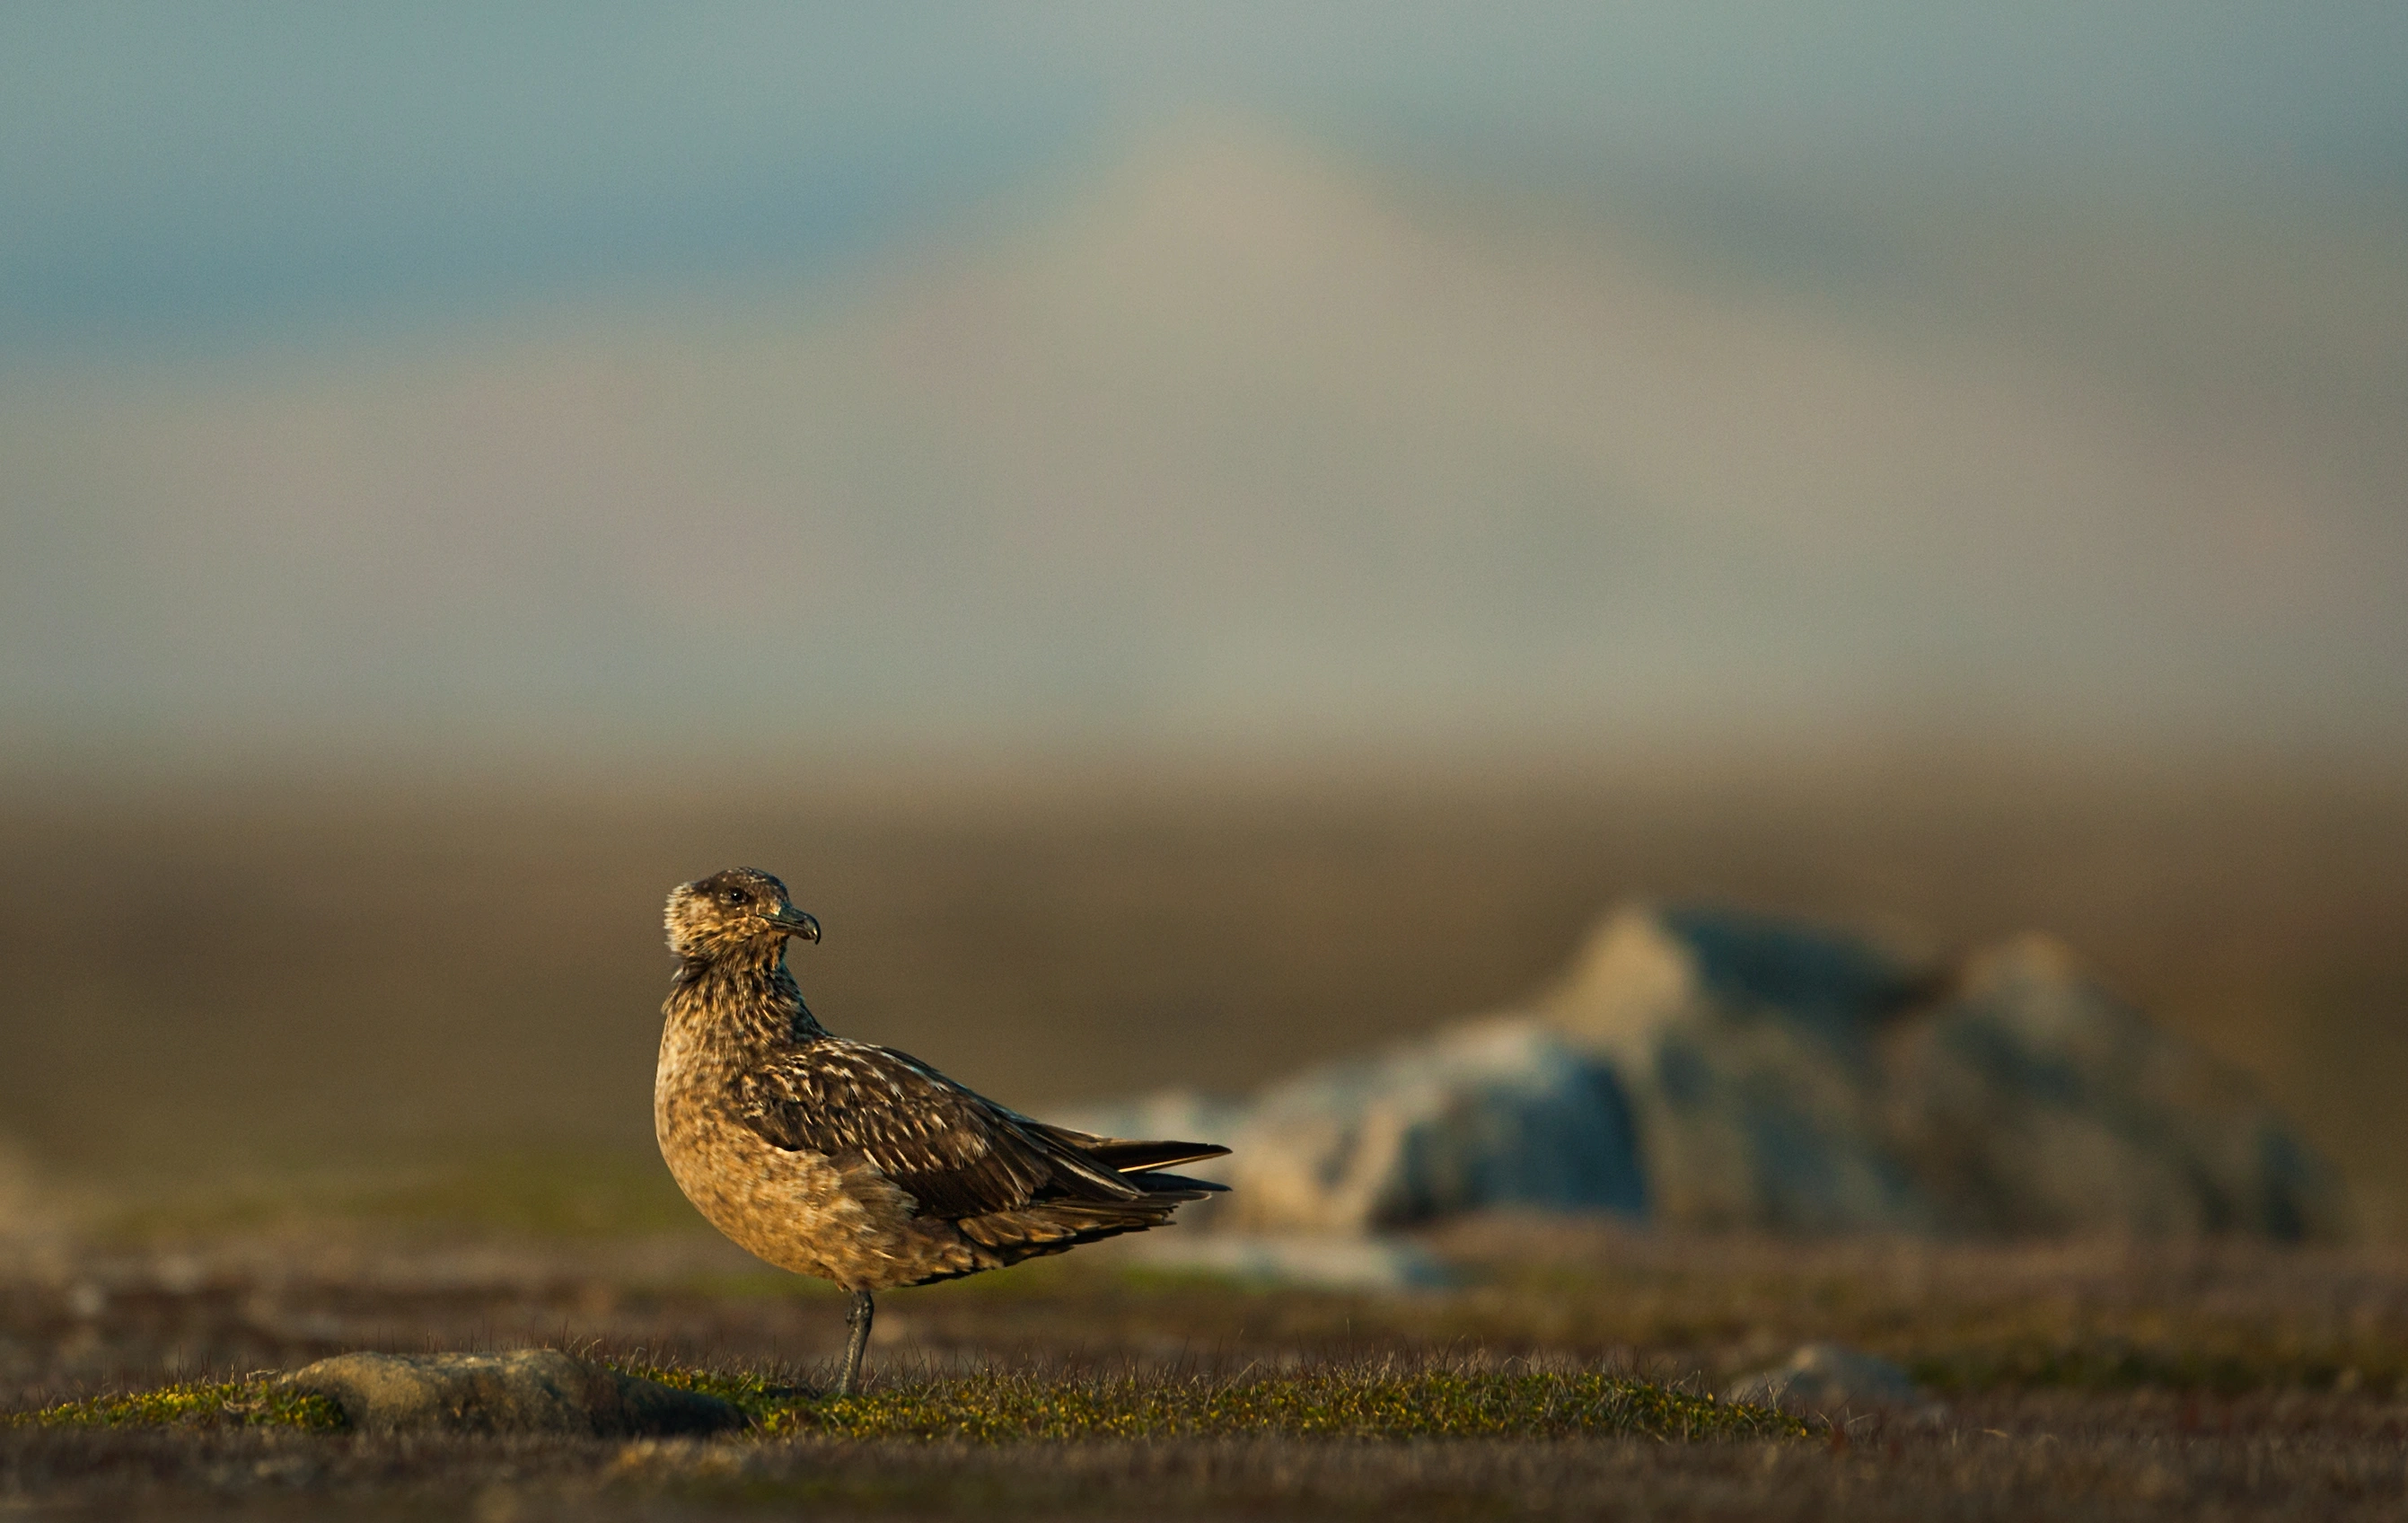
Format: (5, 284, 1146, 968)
(2, 747, 2402, 1225)
(9, 1224, 2408, 1519)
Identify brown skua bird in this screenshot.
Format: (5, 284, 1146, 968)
(655, 867, 1229, 1394)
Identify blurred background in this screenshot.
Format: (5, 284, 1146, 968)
(3, 4, 2404, 1232)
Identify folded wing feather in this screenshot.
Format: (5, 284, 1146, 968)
(736, 1039, 1221, 1221)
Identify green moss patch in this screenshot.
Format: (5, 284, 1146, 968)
(12, 1364, 1801, 1444)
(11, 1377, 344, 1432)
(630, 1365, 1807, 1443)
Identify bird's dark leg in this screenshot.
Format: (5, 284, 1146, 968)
(836, 1290, 874, 1395)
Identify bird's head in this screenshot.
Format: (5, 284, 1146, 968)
(664, 867, 821, 962)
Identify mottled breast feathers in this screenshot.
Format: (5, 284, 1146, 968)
(734, 1038, 1138, 1220)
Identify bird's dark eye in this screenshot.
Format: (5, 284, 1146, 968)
(721, 888, 746, 907)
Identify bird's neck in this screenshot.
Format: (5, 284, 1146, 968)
(671, 945, 827, 1046)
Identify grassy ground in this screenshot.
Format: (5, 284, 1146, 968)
(13, 1363, 1799, 1444)
(8, 1219, 2408, 1518)
(6, 758, 2408, 1514)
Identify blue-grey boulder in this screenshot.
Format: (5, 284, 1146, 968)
(1065, 1017, 1644, 1235)
(1065, 901, 2345, 1241)
(1540, 903, 2345, 1238)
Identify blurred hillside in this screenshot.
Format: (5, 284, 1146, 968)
(6, 127, 2404, 762)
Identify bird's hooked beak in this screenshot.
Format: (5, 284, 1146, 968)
(767, 905, 822, 944)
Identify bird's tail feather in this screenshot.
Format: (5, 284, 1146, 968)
(1124, 1169, 1228, 1196)
(1040, 1129, 1232, 1175)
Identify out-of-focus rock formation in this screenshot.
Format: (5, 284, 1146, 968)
(1542, 905, 1932, 1233)
(1075, 1017, 1644, 1237)
(1068, 902, 2346, 1241)
(1878, 932, 2337, 1239)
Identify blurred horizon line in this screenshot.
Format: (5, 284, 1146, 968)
(9, 717, 2405, 810)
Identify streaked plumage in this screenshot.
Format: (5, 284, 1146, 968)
(653, 867, 1227, 1392)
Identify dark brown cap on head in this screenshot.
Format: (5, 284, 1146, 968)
(665, 867, 819, 958)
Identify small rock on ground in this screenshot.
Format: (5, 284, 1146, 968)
(283, 1350, 743, 1436)
(1725, 1343, 1936, 1414)
(1120, 1231, 1453, 1290)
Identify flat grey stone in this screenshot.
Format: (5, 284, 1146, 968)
(1120, 1231, 1453, 1290)
(1725, 1343, 1923, 1407)
(283, 1350, 743, 1436)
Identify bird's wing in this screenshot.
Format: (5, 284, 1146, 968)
(736, 1039, 1137, 1219)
